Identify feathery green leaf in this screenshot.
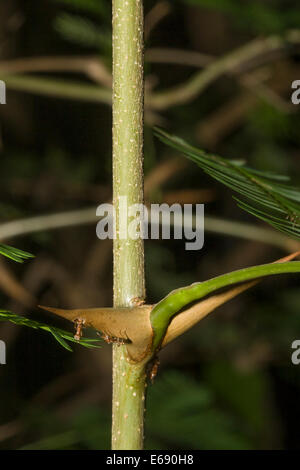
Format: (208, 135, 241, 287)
(54, 0, 110, 19)
(154, 127, 300, 239)
(55, 13, 111, 49)
(0, 310, 102, 351)
(0, 243, 34, 263)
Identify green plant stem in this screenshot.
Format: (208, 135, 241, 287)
(112, 351, 147, 450)
(111, 0, 146, 450)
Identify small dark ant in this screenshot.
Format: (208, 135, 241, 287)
(97, 330, 130, 346)
(149, 356, 160, 383)
(74, 318, 85, 341)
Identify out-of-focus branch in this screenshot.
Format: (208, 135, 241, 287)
(144, 1, 171, 39)
(147, 51, 296, 114)
(144, 158, 187, 195)
(1, 74, 112, 104)
(196, 63, 299, 147)
(0, 420, 22, 443)
(0, 208, 97, 240)
(203, 216, 300, 252)
(0, 56, 112, 86)
(146, 48, 213, 68)
(196, 91, 256, 147)
(241, 73, 296, 113)
(148, 31, 300, 110)
(0, 259, 35, 307)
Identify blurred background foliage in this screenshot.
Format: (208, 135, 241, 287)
(0, 0, 300, 450)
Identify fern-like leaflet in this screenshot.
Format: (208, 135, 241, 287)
(154, 127, 300, 240)
(0, 310, 101, 352)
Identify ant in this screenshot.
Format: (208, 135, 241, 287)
(74, 318, 86, 341)
(98, 330, 130, 346)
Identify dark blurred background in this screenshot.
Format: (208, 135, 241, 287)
(1, 0, 300, 450)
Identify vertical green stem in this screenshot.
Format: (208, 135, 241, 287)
(112, 0, 146, 450)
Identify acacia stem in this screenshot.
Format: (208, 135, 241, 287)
(111, 0, 146, 450)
